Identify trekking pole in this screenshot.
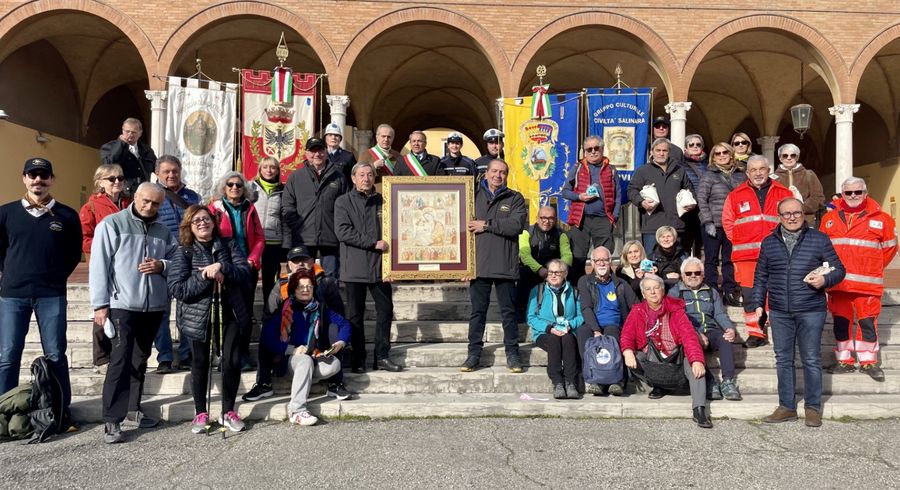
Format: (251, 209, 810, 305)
(205, 282, 219, 436)
(218, 283, 226, 440)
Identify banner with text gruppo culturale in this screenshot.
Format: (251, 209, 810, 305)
(585, 88, 653, 202)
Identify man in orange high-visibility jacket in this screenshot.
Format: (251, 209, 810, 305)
(722, 155, 794, 348)
(821, 177, 898, 382)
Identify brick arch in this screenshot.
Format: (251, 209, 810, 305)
(848, 22, 900, 102)
(334, 7, 510, 95)
(681, 14, 849, 104)
(0, 0, 156, 84)
(157, 1, 337, 89)
(510, 11, 681, 99)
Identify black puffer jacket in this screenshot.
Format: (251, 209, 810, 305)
(474, 182, 528, 280)
(167, 237, 251, 342)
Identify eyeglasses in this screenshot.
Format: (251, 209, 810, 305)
(225, 182, 244, 188)
(843, 190, 865, 197)
(713, 150, 730, 156)
(781, 154, 798, 159)
(584, 146, 602, 153)
(103, 176, 126, 183)
(732, 140, 749, 146)
(26, 171, 50, 180)
(537, 216, 556, 221)
(191, 217, 212, 225)
(687, 142, 703, 148)
(592, 258, 611, 264)
(780, 211, 803, 219)
(683, 271, 702, 277)
(547, 270, 566, 276)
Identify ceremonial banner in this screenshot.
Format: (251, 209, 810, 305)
(585, 88, 653, 201)
(502, 94, 580, 223)
(241, 69, 317, 182)
(165, 77, 237, 200)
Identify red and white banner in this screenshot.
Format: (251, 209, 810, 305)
(241, 69, 317, 182)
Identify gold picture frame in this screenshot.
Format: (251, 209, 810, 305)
(382, 176, 476, 281)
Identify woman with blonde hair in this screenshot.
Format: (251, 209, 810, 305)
(730, 132, 755, 167)
(247, 157, 290, 313)
(615, 240, 654, 299)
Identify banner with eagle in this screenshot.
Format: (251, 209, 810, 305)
(240, 69, 317, 182)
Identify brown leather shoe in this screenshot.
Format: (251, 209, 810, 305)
(804, 407, 822, 427)
(763, 406, 798, 423)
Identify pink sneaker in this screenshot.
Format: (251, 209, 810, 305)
(218, 411, 246, 432)
(191, 412, 209, 434)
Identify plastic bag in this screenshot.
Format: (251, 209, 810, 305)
(676, 188, 697, 217)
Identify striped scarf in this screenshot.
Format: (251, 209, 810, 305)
(280, 298, 320, 343)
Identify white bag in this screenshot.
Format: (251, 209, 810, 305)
(676, 188, 697, 217)
(639, 184, 660, 214)
(789, 185, 804, 203)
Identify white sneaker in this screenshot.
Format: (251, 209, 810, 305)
(218, 411, 246, 432)
(289, 411, 318, 426)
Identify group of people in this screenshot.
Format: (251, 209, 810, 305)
(0, 115, 895, 443)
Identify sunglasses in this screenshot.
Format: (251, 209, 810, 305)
(538, 216, 556, 221)
(687, 142, 703, 148)
(780, 211, 803, 219)
(226, 182, 244, 188)
(732, 140, 749, 146)
(653, 124, 668, 129)
(781, 154, 798, 159)
(713, 150, 730, 156)
(26, 171, 51, 180)
(191, 217, 212, 225)
(683, 271, 702, 277)
(843, 190, 865, 197)
(103, 176, 126, 182)
(584, 146, 602, 153)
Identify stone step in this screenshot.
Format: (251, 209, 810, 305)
(27, 367, 900, 397)
(65, 393, 900, 423)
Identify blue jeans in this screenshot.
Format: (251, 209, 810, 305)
(153, 304, 190, 363)
(702, 227, 735, 294)
(0, 295, 72, 408)
(769, 309, 826, 411)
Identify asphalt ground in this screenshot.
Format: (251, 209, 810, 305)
(0, 417, 898, 489)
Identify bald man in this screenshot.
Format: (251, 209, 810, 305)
(516, 206, 573, 321)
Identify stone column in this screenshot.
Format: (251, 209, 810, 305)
(756, 136, 780, 167)
(144, 90, 167, 156)
(354, 129, 373, 157)
(664, 101, 692, 150)
(829, 104, 860, 192)
(326, 95, 351, 149)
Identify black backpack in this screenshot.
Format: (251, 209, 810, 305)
(28, 357, 66, 443)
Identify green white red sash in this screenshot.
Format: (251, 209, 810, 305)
(403, 153, 428, 176)
(369, 146, 395, 175)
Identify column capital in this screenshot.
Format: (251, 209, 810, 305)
(828, 104, 860, 123)
(326, 95, 350, 113)
(144, 89, 167, 103)
(664, 101, 692, 120)
(756, 135, 780, 145)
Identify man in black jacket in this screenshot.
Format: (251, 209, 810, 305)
(282, 137, 349, 278)
(461, 159, 528, 372)
(324, 122, 357, 182)
(753, 198, 845, 427)
(100, 118, 156, 195)
(576, 245, 638, 395)
(335, 162, 400, 373)
(474, 129, 504, 180)
(397, 131, 443, 177)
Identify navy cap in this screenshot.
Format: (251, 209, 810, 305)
(305, 137, 326, 150)
(23, 157, 53, 176)
(287, 246, 312, 261)
(652, 116, 670, 127)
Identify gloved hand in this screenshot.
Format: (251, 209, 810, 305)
(705, 223, 717, 237)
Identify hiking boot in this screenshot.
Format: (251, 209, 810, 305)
(553, 383, 567, 399)
(564, 381, 581, 399)
(191, 412, 209, 434)
(827, 363, 856, 374)
(122, 410, 158, 429)
(290, 411, 318, 426)
(707, 379, 723, 401)
(648, 387, 665, 399)
(607, 383, 625, 397)
(763, 406, 798, 423)
(744, 336, 769, 348)
(155, 361, 174, 374)
(506, 355, 523, 373)
(103, 422, 123, 444)
(693, 406, 713, 429)
(219, 411, 246, 432)
(326, 383, 353, 401)
(804, 407, 822, 427)
(375, 359, 402, 372)
(242, 383, 274, 402)
(860, 364, 886, 382)
(586, 383, 604, 396)
(459, 355, 480, 372)
(720, 378, 743, 401)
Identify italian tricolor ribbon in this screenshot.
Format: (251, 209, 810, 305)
(271, 67, 293, 105)
(531, 84, 552, 119)
(403, 153, 428, 176)
(369, 145, 395, 175)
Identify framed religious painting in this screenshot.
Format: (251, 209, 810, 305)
(382, 176, 476, 281)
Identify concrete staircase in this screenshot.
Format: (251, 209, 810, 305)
(21, 283, 900, 423)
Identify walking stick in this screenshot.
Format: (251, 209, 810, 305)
(218, 283, 227, 440)
(205, 282, 222, 437)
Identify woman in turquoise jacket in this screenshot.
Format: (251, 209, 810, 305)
(527, 259, 584, 400)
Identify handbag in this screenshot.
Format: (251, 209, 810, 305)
(631, 340, 689, 391)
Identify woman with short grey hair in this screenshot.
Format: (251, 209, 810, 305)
(773, 143, 824, 224)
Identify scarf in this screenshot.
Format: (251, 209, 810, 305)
(257, 176, 278, 195)
(685, 152, 707, 162)
(646, 305, 678, 357)
(782, 227, 801, 256)
(24, 193, 54, 216)
(222, 199, 248, 255)
(280, 298, 320, 343)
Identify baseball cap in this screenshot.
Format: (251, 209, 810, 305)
(23, 157, 53, 176)
(287, 246, 312, 261)
(652, 116, 670, 127)
(305, 137, 326, 150)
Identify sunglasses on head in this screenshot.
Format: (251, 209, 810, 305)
(683, 271, 702, 277)
(26, 171, 50, 179)
(732, 140, 749, 146)
(104, 176, 126, 182)
(781, 154, 798, 159)
(584, 146, 602, 153)
(687, 142, 703, 148)
(843, 190, 865, 197)
(226, 182, 244, 188)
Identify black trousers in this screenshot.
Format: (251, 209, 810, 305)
(567, 215, 614, 284)
(536, 332, 578, 384)
(344, 281, 394, 365)
(260, 244, 285, 316)
(515, 266, 543, 322)
(468, 278, 519, 358)
(92, 322, 112, 366)
(102, 309, 163, 423)
(190, 319, 242, 415)
(241, 266, 259, 363)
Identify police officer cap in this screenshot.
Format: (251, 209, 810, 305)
(446, 132, 463, 143)
(483, 128, 503, 142)
(324, 123, 342, 138)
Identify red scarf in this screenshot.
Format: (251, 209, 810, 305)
(567, 158, 614, 227)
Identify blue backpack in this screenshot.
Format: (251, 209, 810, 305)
(582, 335, 624, 385)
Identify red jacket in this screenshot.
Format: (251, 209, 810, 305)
(620, 296, 705, 364)
(820, 197, 898, 296)
(722, 179, 793, 263)
(209, 200, 265, 270)
(79, 192, 131, 253)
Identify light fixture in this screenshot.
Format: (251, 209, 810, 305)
(790, 61, 813, 139)
(0, 109, 8, 120)
(35, 131, 49, 144)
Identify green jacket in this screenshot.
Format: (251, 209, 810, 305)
(0, 383, 33, 440)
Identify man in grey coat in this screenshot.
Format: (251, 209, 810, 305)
(334, 162, 399, 373)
